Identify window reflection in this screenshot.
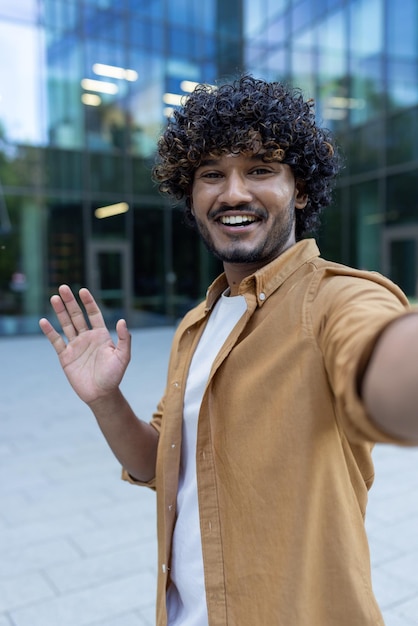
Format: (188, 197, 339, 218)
(0, 21, 47, 146)
(0, 0, 38, 20)
(349, 0, 384, 122)
(387, 0, 418, 110)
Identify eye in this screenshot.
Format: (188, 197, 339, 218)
(250, 166, 274, 175)
(198, 170, 223, 179)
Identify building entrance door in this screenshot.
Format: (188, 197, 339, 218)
(87, 240, 132, 325)
(382, 225, 418, 300)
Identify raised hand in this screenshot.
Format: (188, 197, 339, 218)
(39, 285, 131, 405)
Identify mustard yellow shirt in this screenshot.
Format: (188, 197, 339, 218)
(125, 239, 410, 625)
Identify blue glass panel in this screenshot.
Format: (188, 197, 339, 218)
(83, 5, 125, 41)
(167, 0, 190, 25)
(129, 17, 164, 52)
(292, 0, 312, 34)
(127, 0, 163, 18)
(387, 108, 418, 165)
(349, 0, 384, 122)
(387, 0, 418, 109)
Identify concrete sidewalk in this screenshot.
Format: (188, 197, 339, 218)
(1, 328, 418, 626)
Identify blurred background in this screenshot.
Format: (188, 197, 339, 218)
(0, 0, 417, 335)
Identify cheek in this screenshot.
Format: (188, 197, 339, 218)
(191, 187, 213, 213)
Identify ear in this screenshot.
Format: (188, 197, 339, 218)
(295, 182, 308, 209)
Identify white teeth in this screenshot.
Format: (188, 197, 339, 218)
(220, 215, 257, 225)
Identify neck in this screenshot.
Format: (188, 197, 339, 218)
(223, 261, 265, 296)
(223, 239, 297, 296)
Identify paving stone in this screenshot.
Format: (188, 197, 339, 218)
(0, 572, 55, 612)
(9, 573, 154, 626)
(371, 567, 418, 611)
(87, 612, 150, 626)
(381, 609, 418, 626)
(0, 538, 82, 578)
(45, 545, 155, 594)
(0, 514, 97, 553)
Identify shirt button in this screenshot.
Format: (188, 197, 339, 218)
(259, 292, 266, 301)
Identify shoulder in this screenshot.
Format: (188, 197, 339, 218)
(305, 256, 409, 308)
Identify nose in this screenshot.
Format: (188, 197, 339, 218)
(218, 171, 253, 206)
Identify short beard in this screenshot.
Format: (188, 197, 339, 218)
(194, 203, 295, 265)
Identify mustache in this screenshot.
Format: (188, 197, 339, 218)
(208, 205, 267, 221)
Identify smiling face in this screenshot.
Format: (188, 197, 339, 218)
(191, 152, 308, 285)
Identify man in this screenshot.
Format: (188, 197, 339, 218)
(40, 76, 418, 625)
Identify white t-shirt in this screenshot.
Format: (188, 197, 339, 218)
(167, 291, 247, 626)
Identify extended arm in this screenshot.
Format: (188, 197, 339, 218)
(362, 312, 418, 442)
(39, 285, 158, 482)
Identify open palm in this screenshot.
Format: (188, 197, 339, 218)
(39, 285, 131, 405)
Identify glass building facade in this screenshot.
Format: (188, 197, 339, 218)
(245, 0, 418, 297)
(0, 0, 417, 335)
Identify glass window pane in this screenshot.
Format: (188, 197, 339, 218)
(317, 187, 344, 264)
(344, 119, 384, 175)
(387, 0, 418, 110)
(317, 10, 348, 132)
(349, 0, 384, 122)
(389, 239, 417, 297)
(0, 194, 23, 327)
(133, 204, 165, 319)
(128, 0, 163, 18)
(386, 108, 418, 166)
(0, 0, 39, 20)
(47, 200, 84, 291)
(387, 171, 418, 226)
(351, 181, 381, 271)
(0, 21, 47, 146)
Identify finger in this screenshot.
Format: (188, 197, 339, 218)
(57, 285, 90, 335)
(78, 287, 107, 329)
(39, 317, 67, 355)
(48, 289, 80, 341)
(115, 318, 132, 364)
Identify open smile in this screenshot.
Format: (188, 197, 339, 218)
(218, 214, 260, 226)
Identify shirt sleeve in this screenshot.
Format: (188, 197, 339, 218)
(120, 399, 164, 489)
(312, 269, 412, 444)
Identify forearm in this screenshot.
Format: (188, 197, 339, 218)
(362, 313, 418, 442)
(88, 389, 159, 482)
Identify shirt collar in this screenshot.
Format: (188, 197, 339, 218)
(205, 239, 320, 311)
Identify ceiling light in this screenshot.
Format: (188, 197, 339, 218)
(326, 96, 365, 110)
(180, 80, 217, 93)
(163, 106, 175, 118)
(124, 69, 138, 81)
(81, 78, 118, 94)
(180, 80, 199, 93)
(163, 93, 184, 106)
(93, 63, 138, 82)
(81, 93, 101, 106)
(95, 202, 129, 219)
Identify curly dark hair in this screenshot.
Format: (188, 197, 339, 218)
(153, 75, 342, 239)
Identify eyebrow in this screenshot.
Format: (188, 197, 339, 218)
(198, 154, 268, 167)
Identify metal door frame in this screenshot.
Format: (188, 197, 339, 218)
(382, 225, 418, 298)
(86, 239, 133, 324)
